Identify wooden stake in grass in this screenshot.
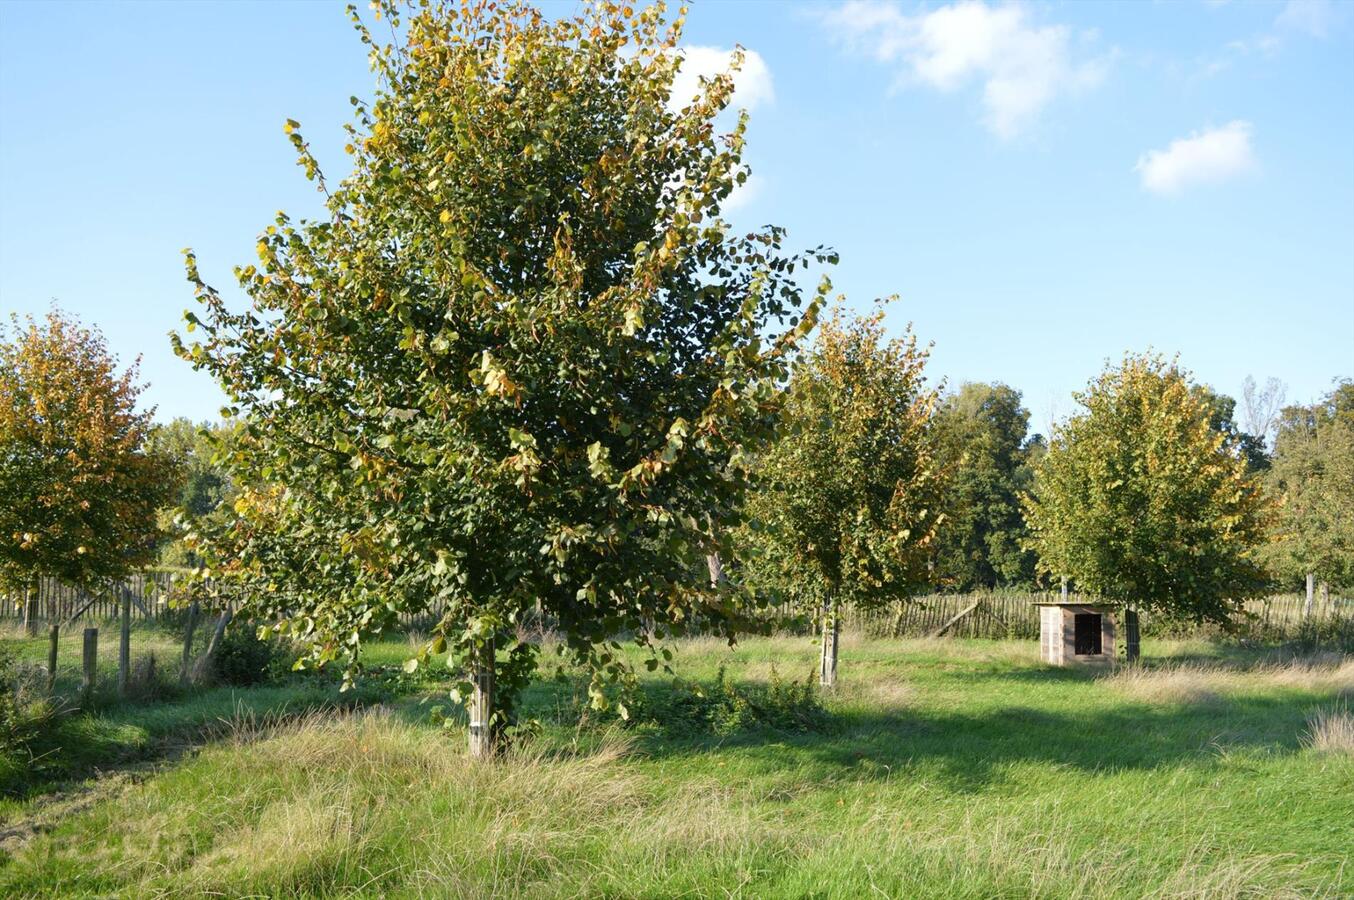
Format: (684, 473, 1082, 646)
(180, 600, 200, 686)
(81, 626, 98, 703)
(118, 587, 131, 697)
(47, 623, 59, 694)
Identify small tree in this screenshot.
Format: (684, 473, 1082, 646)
(175, 0, 830, 754)
(0, 310, 176, 606)
(741, 307, 945, 688)
(1023, 354, 1271, 656)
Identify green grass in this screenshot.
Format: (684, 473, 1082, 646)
(1, 634, 1350, 897)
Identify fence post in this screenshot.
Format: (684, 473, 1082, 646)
(81, 627, 98, 703)
(118, 588, 131, 697)
(1305, 574, 1314, 619)
(47, 624, 59, 694)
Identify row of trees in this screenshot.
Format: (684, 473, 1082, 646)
(3, 1, 1350, 754)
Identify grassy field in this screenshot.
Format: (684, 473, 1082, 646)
(1, 629, 1350, 898)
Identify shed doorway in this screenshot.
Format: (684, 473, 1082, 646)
(1074, 613, 1103, 655)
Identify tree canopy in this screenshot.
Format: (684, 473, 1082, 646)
(740, 307, 945, 686)
(174, 0, 830, 747)
(1264, 382, 1354, 591)
(931, 382, 1039, 590)
(1023, 354, 1271, 624)
(146, 418, 236, 568)
(0, 310, 176, 595)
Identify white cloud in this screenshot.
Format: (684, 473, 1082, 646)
(1135, 121, 1257, 195)
(1275, 0, 1337, 38)
(822, 0, 1111, 139)
(668, 46, 774, 114)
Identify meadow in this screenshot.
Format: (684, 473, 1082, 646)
(0, 626, 1350, 899)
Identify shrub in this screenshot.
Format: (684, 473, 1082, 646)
(125, 652, 179, 702)
(0, 644, 22, 757)
(628, 666, 830, 738)
(0, 645, 60, 793)
(212, 627, 296, 687)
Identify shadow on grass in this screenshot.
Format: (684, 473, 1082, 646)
(614, 687, 1333, 794)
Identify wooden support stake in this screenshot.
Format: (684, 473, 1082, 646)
(180, 600, 200, 686)
(118, 588, 131, 697)
(81, 627, 98, 703)
(47, 624, 59, 694)
(932, 599, 981, 638)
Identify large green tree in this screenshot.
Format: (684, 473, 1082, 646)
(932, 382, 1039, 589)
(0, 310, 176, 605)
(175, 0, 829, 753)
(1264, 382, 1354, 592)
(740, 307, 945, 688)
(1023, 354, 1271, 654)
(145, 418, 236, 568)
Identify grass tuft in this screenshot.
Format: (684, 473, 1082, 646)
(1302, 704, 1354, 755)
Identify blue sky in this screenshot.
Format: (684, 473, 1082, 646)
(1, 0, 1351, 434)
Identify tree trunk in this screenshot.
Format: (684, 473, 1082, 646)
(22, 583, 36, 636)
(1305, 573, 1315, 619)
(819, 598, 839, 689)
(180, 600, 201, 686)
(118, 588, 131, 697)
(468, 637, 496, 758)
(1124, 607, 1141, 663)
(707, 552, 725, 587)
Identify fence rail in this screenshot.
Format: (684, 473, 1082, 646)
(3, 576, 1350, 645)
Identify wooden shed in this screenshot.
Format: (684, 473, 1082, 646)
(1036, 601, 1116, 666)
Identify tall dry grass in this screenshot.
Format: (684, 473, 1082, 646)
(1103, 655, 1354, 705)
(1302, 705, 1354, 755)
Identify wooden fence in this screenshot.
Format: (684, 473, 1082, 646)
(1, 572, 186, 627)
(826, 591, 1353, 642)
(3, 576, 1350, 646)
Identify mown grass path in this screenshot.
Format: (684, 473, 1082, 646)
(1, 636, 1350, 898)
